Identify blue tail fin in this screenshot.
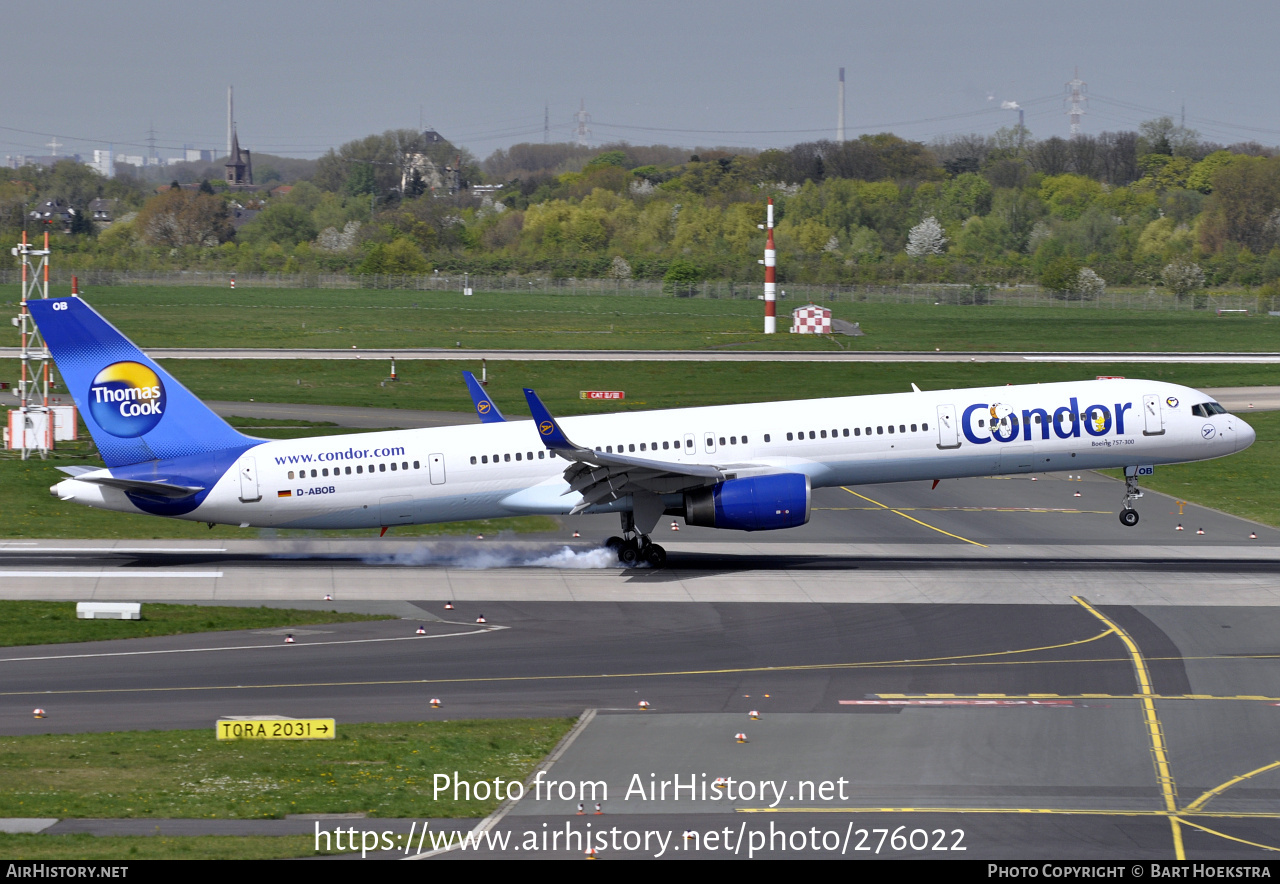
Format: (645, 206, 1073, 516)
(27, 296, 256, 467)
(463, 370, 506, 423)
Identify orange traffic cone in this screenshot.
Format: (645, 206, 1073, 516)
(749, 710, 760, 720)
(1176, 524, 1184, 531)
(444, 601, 454, 610)
(33, 708, 45, 719)
(671, 521, 680, 531)
(430, 698, 441, 709)
(735, 733, 748, 744)
(476, 615, 487, 624)
(638, 700, 650, 711)
(1197, 528, 1205, 535)
(416, 625, 426, 635)
(284, 634, 295, 644)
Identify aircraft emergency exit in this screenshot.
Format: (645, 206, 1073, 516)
(30, 297, 1255, 567)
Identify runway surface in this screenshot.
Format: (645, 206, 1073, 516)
(3, 471, 1279, 859)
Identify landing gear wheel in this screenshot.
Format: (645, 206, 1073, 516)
(1119, 508, 1140, 527)
(604, 536, 624, 553)
(644, 545, 667, 568)
(619, 544, 640, 565)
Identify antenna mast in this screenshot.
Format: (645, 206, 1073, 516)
(1065, 68, 1087, 137)
(10, 231, 53, 459)
(837, 68, 846, 142)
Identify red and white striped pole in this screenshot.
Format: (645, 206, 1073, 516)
(763, 198, 776, 334)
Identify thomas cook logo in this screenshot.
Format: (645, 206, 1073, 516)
(477, 401, 491, 414)
(539, 420, 555, 436)
(88, 361, 166, 437)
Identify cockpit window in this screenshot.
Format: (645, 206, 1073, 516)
(1193, 402, 1229, 417)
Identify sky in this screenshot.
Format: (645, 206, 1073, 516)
(3, 0, 1278, 163)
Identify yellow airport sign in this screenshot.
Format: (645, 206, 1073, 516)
(216, 718, 335, 740)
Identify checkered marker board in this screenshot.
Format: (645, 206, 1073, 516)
(791, 303, 831, 334)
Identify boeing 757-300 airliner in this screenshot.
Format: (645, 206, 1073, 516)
(30, 297, 1255, 567)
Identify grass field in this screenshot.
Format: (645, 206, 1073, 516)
(0, 833, 336, 860)
(0, 719, 573, 820)
(5, 285, 1280, 351)
(0, 602, 394, 648)
(163, 358, 1280, 417)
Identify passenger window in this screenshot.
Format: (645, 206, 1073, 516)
(888, 426, 895, 434)
(899, 425, 906, 433)
(379, 464, 386, 472)
(288, 471, 294, 480)
(311, 469, 317, 478)
(346, 467, 352, 475)
(719, 437, 726, 446)
(843, 429, 849, 437)
(481, 456, 488, 464)
(470, 456, 477, 464)
(742, 436, 747, 443)
(640, 443, 646, 451)
(820, 430, 827, 439)
(323, 468, 329, 476)
(922, 422, 929, 431)
(538, 451, 545, 459)
(809, 431, 816, 439)
(911, 424, 917, 432)
(763, 434, 770, 442)
(528, 452, 533, 460)
(685, 439, 692, 448)
(413, 461, 419, 469)
(357, 465, 363, 474)
(606, 446, 613, 453)
(663, 441, 669, 450)
(978, 420, 985, 427)
(402, 462, 408, 470)
(854, 428, 861, 436)
(787, 432, 794, 441)
(516, 452, 522, 461)
(504, 454, 511, 462)
(390, 463, 396, 471)
(629, 444, 635, 452)
(876, 427, 883, 435)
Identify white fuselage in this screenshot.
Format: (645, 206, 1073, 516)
(53, 379, 1252, 529)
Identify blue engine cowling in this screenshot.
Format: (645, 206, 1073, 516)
(683, 474, 811, 531)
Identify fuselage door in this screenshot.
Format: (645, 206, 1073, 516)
(703, 432, 717, 454)
(237, 456, 260, 502)
(428, 453, 446, 485)
(683, 433, 696, 455)
(1143, 394, 1165, 436)
(936, 404, 961, 449)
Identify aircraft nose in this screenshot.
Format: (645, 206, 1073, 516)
(1235, 418, 1257, 452)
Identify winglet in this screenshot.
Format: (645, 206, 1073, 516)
(523, 388, 578, 451)
(463, 371, 506, 423)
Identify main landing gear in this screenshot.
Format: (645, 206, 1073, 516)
(1119, 472, 1144, 527)
(605, 512, 667, 567)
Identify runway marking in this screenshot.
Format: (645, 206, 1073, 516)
(1183, 761, 1280, 814)
(0, 548, 228, 554)
(0, 626, 504, 664)
(840, 488, 988, 547)
(0, 627, 1126, 698)
(1178, 819, 1280, 852)
(1073, 596, 1183, 859)
(0, 571, 223, 578)
(816, 506, 1110, 514)
(739, 807, 1280, 821)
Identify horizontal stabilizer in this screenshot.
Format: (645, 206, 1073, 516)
(78, 476, 206, 499)
(57, 466, 97, 477)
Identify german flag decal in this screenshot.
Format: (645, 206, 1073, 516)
(278, 490, 292, 498)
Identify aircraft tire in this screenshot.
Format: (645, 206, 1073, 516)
(604, 536, 624, 552)
(645, 545, 667, 568)
(619, 545, 640, 565)
(1119, 508, 1139, 527)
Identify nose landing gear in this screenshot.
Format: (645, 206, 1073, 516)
(1119, 472, 1144, 527)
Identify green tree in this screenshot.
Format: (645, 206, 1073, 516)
(1039, 255, 1083, 298)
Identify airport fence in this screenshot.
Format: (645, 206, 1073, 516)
(0, 269, 1268, 313)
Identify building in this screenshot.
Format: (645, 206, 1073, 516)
(791, 303, 832, 334)
(88, 198, 119, 224)
(225, 129, 253, 186)
(28, 199, 76, 232)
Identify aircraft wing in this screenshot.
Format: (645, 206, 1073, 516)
(463, 371, 506, 423)
(523, 388, 724, 513)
